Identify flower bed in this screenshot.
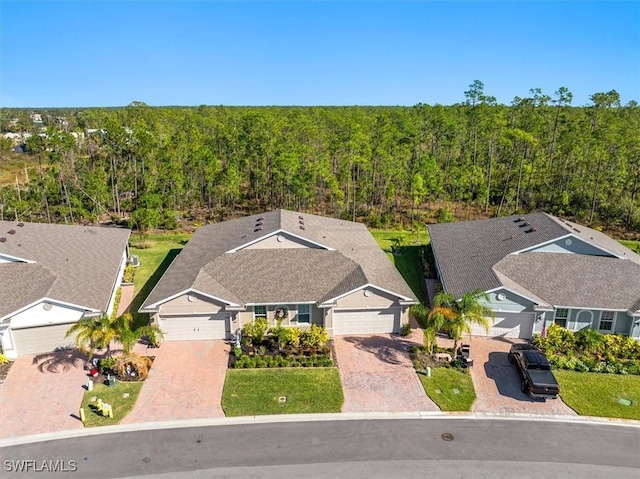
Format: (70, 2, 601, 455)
(231, 321, 334, 369)
(533, 324, 640, 375)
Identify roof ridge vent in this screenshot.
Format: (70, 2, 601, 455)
(573, 228, 580, 233)
(17, 222, 24, 227)
(518, 222, 529, 228)
(254, 226, 263, 232)
(0, 237, 6, 242)
(524, 227, 537, 233)
(514, 217, 526, 223)
(7, 229, 16, 234)
(299, 225, 306, 230)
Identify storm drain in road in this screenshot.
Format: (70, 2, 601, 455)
(441, 433, 454, 442)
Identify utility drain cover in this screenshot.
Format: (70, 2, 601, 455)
(441, 433, 454, 442)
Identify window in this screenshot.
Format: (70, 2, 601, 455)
(599, 311, 614, 331)
(554, 308, 569, 328)
(296, 304, 311, 324)
(253, 305, 267, 320)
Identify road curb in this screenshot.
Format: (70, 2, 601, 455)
(2, 411, 638, 448)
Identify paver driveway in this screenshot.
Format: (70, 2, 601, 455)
(121, 340, 229, 424)
(468, 336, 577, 415)
(334, 334, 439, 413)
(0, 350, 87, 440)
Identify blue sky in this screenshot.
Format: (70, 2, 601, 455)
(1, 1, 639, 107)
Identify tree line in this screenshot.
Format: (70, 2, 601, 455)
(0, 82, 638, 235)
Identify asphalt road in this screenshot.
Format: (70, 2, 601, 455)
(1, 419, 639, 478)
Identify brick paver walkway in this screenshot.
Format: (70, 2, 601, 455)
(116, 284, 135, 316)
(0, 351, 87, 439)
(334, 331, 439, 413)
(121, 341, 229, 424)
(468, 337, 577, 415)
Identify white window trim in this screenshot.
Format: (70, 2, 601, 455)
(253, 305, 267, 321)
(296, 304, 311, 324)
(554, 308, 569, 328)
(598, 311, 616, 332)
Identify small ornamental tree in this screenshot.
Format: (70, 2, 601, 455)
(428, 291, 494, 358)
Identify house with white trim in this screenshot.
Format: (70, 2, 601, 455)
(140, 209, 418, 339)
(0, 222, 131, 358)
(428, 213, 640, 340)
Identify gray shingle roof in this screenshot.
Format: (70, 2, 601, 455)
(546, 215, 640, 265)
(141, 209, 416, 310)
(494, 253, 640, 310)
(428, 213, 640, 311)
(0, 221, 131, 318)
(427, 213, 568, 299)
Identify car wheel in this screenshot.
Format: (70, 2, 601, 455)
(508, 354, 514, 364)
(521, 380, 528, 393)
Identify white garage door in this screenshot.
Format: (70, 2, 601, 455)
(11, 322, 76, 356)
(333, 308, 400, 335)
(469, 312, 535, 339)
(159, 314, 228, 340)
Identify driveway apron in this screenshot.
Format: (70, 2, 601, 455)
(468, 337, 577, 415)
(121, 340, 229, 424)
(334, 334, 439, 413)
(0, 351, 87, 440)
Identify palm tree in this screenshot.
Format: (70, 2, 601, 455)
(411, 303, 447, 354)
(428, 291, 495, 358)
(65, 314, 118, 359)
(113, 313, 164, 353)
(575, 328, 604, 357)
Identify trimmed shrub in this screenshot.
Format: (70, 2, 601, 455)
(122, 265, 136, 284)
(400, 323, 412, 337)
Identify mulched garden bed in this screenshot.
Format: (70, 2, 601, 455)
(228, 341, 334, 369)
(0, 361, 14, 384)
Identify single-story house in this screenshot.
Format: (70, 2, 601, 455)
(140, 209, 418, 339)
(428, 213, 640, 340)
(0, 221, 131, 358)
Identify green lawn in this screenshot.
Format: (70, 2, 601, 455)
(555, 370, 640, 420)
(620, 240, 640, 255)
(222, 368, 344, 416)
(418, 367, 476, 411)
(80, 381, 144, 427)
(128, 232, 191, 327)
(370, 229, 430, 304)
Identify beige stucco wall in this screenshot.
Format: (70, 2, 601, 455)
(159, 292, 224, 315)
(242, 232, 320, 250)
(334, 288, 398, 309)
(235, 304, 323, 330)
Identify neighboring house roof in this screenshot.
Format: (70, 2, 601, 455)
(494, 253, 640, 311)
(0, 221, 131, 319)
(428, 213, 569, 299)
(428, 213, 640, 311)
(141, 209, 417, 310)
(545, 215, 640, 265)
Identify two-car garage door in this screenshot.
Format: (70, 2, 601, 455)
(159, 314, 228, 340)
(333, 308, 400, 335)
(11, 322, 76, 356)
(469, 312, 535, 339)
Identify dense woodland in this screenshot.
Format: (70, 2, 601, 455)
(1, 82, 639, 237)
